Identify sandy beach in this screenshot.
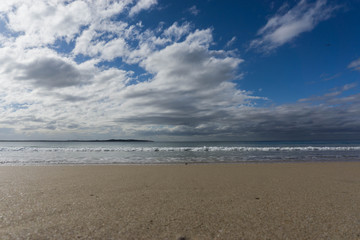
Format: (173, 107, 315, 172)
(1, 162, 360, 239)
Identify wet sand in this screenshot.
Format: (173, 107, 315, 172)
(1, 162, 360, 239)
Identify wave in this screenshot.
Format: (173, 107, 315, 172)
(1, 146, 360, 152)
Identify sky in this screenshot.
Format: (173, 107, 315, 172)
(0, 0, 360, 141)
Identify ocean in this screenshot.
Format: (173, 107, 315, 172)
(1, 140, 360, 165)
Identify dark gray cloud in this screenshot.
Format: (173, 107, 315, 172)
(116, 110, 229, 127)
(45, 125, 57, 130)
(232, 101, 360, 140)
(67, 123, 79, 129)
(57, 94, 88, 102)
(117, 86, 360, 140)
(15, 57, 88, 89)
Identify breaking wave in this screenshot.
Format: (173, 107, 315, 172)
(1, 146, 360, 152)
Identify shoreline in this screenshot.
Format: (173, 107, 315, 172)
(2, 159, 360, 167)
(1, 162, 360, 239)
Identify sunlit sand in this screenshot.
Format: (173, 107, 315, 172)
(1, 162, 360, 239)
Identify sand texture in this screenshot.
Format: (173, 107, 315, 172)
(1, 162, 360, 239)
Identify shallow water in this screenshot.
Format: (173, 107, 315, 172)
(1, 141, 360, 165)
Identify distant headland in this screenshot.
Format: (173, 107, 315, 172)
(0, 139, 154, 142)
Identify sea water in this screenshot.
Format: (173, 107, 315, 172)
(0, 141, 360, 165)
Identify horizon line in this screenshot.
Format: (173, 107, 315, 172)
(0, 139, 154, 142)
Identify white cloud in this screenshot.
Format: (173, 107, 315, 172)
(6, 0, 92, 48)
(0, 1, 260, 139)
(0, 1, 137, 137)
(250, 0, 338, 52)
(0, 1, 23, 12)
(225, 36, 236, 48)
(114, 29, 261, 131)
(72, 16, 167, 64)
(348, 58, 360, 71)
(5, 1, 356, 140)
(129, 0, 157, 17)
(188, 5, 200, 16)
(2, 0, 135, 50)
(163, 22, 191, 41)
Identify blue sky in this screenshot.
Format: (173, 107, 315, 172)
(0, 0, 360, 141)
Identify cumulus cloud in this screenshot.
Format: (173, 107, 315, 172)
(114, 29, 261, 132)
(129, 0, 157, 17)
(72, 14, 168, 64)
(5, 0, 92, 47)
(163, 22, 191, 41)
(0, 46, 91, 91)
(0, 0, 133, 137)
(250, 0, 338, 52)
(0, 0, 357, 141)
(14, 57, 89, 89)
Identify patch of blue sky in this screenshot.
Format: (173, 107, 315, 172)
(51, 25, 89, 60)
(239, 4, 360, 105)
(49, 38, 76, 55)
(0, 18, 20, 39)
(110, 9, 134, 23)
(74, 53, 92, 64)
(4, 103, 29, 112)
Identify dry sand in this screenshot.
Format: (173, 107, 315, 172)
(1, 162, 360, 239)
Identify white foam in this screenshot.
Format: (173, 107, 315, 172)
(1, 146, 360, 152)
